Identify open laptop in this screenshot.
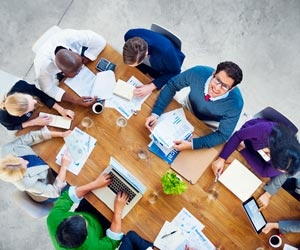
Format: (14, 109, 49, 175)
(92, 157, 147, 218)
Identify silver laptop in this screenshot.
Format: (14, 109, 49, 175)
(92, 157, 147, 218)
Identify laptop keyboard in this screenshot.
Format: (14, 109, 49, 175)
(108, 171, 136, 203)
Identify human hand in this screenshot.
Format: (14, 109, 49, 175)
(134, 83, 156, 97)
(173, 140, 192, 151)
(92, 173, 113, 189)
(61, 151, 72, 168)
(81, 56, 91, 65)
(114, 192, 129, 216)
(78, 96, 97, 107)
(262, 222, 279, 234)
(145, 115, 158, 130)
(61, 130, 72, 137)
(257, 192, 272, 210)
(185, 245, 198, 250)
(211, 157, 225, 176)
(33, 115, 53, 126)
(59, 108, 74, 119)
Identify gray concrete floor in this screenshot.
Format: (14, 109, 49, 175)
(0, 0, 300, 249)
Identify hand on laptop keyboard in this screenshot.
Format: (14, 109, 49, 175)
(114, 192, 129, 216)
(93, 172, 113, 189)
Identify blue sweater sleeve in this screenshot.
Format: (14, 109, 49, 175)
(279, 220, 300, 233)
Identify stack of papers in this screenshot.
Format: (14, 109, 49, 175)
(154, 208, 215, 250)
(218, 159, 262, 202)
(64, 67, 149, 120)
(56, 127, 97, 175)
(148, 108, 194, 164)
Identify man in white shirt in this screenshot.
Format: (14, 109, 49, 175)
(34, 29, 106, 106)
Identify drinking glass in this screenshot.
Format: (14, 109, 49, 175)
(116, 116, 127, 127)
(148, 191, 159, 204)
(137, 148, 149, 160)
(81, 116, 94, 129)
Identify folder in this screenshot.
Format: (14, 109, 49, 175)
(171, 147, 219, 184)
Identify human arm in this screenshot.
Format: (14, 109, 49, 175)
(263, 221, 300, 234)
(211, 157, 226, 176)
(262, 222, 279, 234)
(151, 68, 192, 117)
(72, 29, 106, 61)
(61, 92, 97, 107)
(52, 103, 74, 119)
(134, 83, 156, 97)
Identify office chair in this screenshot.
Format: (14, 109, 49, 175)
(12, 190, 53, 218)
(253, 106, 298, 134)
(150, 23, 182, 50)
(32, 25, 62, 54)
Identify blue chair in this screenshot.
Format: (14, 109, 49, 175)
(12, 190, 53, 218)
(253, 107, 298, 134)
(150, 23, 182, 50)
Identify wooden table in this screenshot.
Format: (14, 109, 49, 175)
(24, 45, 300, 249)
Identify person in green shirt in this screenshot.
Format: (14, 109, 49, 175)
(47, 172, 129, 249)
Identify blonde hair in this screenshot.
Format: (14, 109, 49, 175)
(1, 93, 42, 116)
(0, 155, 26, 182)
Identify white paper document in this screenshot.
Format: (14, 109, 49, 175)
(91, 70, 116, 99)
(218, 159, 262, 202)
(151, 108, 194, 149)
(56, 127, 97, 175)
(64, 66, 96, 96)
(154, 208, 215, 250)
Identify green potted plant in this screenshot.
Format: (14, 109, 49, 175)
(161, 170, 187, 195)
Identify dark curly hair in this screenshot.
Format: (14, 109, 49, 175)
(215, 61, 243, 87)
(269, 124, 300, 176)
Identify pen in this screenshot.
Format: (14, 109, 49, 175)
(83, 98, 93, 102)
(131, 109, 137, 116)
(161, 230, 177, 239)
(214, 171, 220, 183)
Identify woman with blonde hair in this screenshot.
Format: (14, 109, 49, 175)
(0, 126, 72, 202)
(0, 80, 74, 130)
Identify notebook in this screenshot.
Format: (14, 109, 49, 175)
(92, 157, 147, 218)
(113, 79, 135, 101)
(39, 112, 72, 129)
(218, 159, 262, 202)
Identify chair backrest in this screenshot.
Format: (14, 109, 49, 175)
(150, 23, 182, 50)
(253, 107, 298, 134)
(12, 190, 53, 218)
(32, 25, 62, 54)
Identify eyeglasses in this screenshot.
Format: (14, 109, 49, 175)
(213, 76, 231, 91)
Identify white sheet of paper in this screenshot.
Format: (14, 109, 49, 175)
(91, 70, 116, 99)
(151, 108, 194, 149)
(154, 221, 185, 250)
(56, 127, 96, 175)
(64, 66, 96, 97)
(218, 159, 262, 202)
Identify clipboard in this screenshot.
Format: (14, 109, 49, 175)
(171, 147, 219, 184)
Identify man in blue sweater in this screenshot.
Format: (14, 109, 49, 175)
(123, 28, 185, 97)
(145, 61, 244, 151)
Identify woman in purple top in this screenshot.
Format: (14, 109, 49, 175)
(212, 118, 286, 177)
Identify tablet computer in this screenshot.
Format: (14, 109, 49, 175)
(242, 196, 267, 233)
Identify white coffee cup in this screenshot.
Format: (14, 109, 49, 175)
(92, 102, 104, 114)
(269, 235, 282, 248)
